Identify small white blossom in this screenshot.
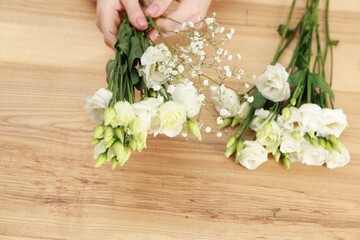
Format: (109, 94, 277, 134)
(227, 55, 233, 61)
(203, 79, 209, 86)
(167, 85, 175, 94)
(236, 54, 242, 60)
(177, 64, 184, 74)
(247, 96, 254, 103)
(205, 127, 212, 133)
(216, 131, 223, 138)
(216, 117, 224, 125)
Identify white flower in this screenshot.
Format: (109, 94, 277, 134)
(299, 103, 323, 133)
(216, 131, 223, 138)
(236, 141, 268, 170)
(216, 117, 224, 125)
(256, 121, 282, 152)
(278, 107, 303, 132)
(140, 46, 169, 89)
(326, 147, 350, 169)
(177, 64, 184, 74)
(84, 88, 112, 124)
(236, 102, 251, 122)
(301, 141, 329, 166)
(111, 101, 136, 127)
(157, 101, 186, 137)
(255, 63, 290, 102)
(205, 127, 212, 133)
(250, 109, 271, 131)
(203, 79, 209, 86)
(171, 80, 202, 117)
(318, 108, 347, 138)
(280, 131, 304, 160)
(132, 98, 163, 132)
(210, 85, 241, 117)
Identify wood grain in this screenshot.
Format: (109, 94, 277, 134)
(1, 0, 360, 239)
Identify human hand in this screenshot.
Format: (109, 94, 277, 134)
(96, 0, 212, 49)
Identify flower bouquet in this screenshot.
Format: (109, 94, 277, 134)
(216, 0, 350, 170)
(85, 14, 240, 169)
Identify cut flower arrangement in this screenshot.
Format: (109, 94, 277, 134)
(85, 13, 242, 169)
(215, 0, 350, 170)
(85, 0, 350, 170)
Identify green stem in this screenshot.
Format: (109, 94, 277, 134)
(271, 0, 297, 65)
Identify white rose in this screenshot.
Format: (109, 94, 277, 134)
(111, 101, 136, 127)
(235, 141, 268, 170)
(277, 107, 303, 132)
(256, 121, 282, 152)
(326, 147, 350, 169)
(132, 97, 163, 132)
(171, 80, 202, 117)
(157, 101, 187, 137)
(84, 88, 112, 124)
(210, 85, 241, 117)
(140, 46, 169, 89)
(255, 63, 290, 102)
(318, 108, 347, 138)
(299, 103, 323, 133)
(250, 109, 271, 131)
(300, 141, 329, 166)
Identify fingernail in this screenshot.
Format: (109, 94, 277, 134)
(147, 4, 159, 16)
(136, 17, 147, 27)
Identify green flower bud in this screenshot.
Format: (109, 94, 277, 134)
(274, 150, 281, 162)
(283, 157, 291, 170)
(219, 118, 232, 129)
(129, 139, 138, 151)
(308, 131, 316, 139)
(282, 107, 291, 120)
(111, 142, 131, 166)
(303, 134, 310, 142)
(231, 118, 240, 127)
(187, 119, 202, 141)
(226, 135, 237, 148)
(225, 140, 237, 158)
(115, 128, 124, 140)
(319, 138, 326, 148)
(91, 138, 100, 146)
(104, 107, 116, 126)
(94, 125, 105, 139)
(325, 140, 333, 152)
(111, 156, 118, 170)
(329, 135, 338, 145)
(104, 126, 115, 145)
(332, 141, 343, 153)
(264, 122, 272, 136)
(292, 131, 301, 141)
(136, 131, 148, 151)
(104, 138, 115, 148)
(235, 141, 244, 159)
(95, 153, 107, 168)
(290, 98, 296, 106)
(310, 138, 319, 147)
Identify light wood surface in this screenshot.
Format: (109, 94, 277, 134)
(1, 0, 360, 239)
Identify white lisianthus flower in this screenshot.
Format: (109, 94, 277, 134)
(236, 102, 252, 122)
(255, 63, 290, 102)
(300, 141, 329, 166)
(84, 88, 112, 124)
(318, 108, 348, 138)
(132, 97, 163, 132)
(171, 80, 202, 117)
(280, 131, 304, 154)
(140, 46, 169, 89)
(111, 101, 136, 127)
(250, 109, 271, 131)
(326, 147, 350, 169)
(235, 141, 268, 170)
(299, 103, 324, 133)
(210, 85, 241, 117)
(157, 101, 187, 137)
(277, 107, 303, 132)
(256, 121, 282, 152)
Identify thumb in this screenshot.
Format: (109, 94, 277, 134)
(145, 0, 174, 18)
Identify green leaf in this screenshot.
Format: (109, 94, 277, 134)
(106, 59, 117, 85)
(288, 70, 306, 86)
(330, 40, 339, 46)
(308, 73, 335, 100)
(130, 68, 140, 85)
(249, 89, 267, 109)
(128, 35, 143, 69)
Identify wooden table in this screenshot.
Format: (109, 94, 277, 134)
(1, 0, 359, 239)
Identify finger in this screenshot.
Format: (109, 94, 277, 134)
(102, 17, 120, 49)
(120, 0, 148, 30)
(145, 0, 173, 18)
